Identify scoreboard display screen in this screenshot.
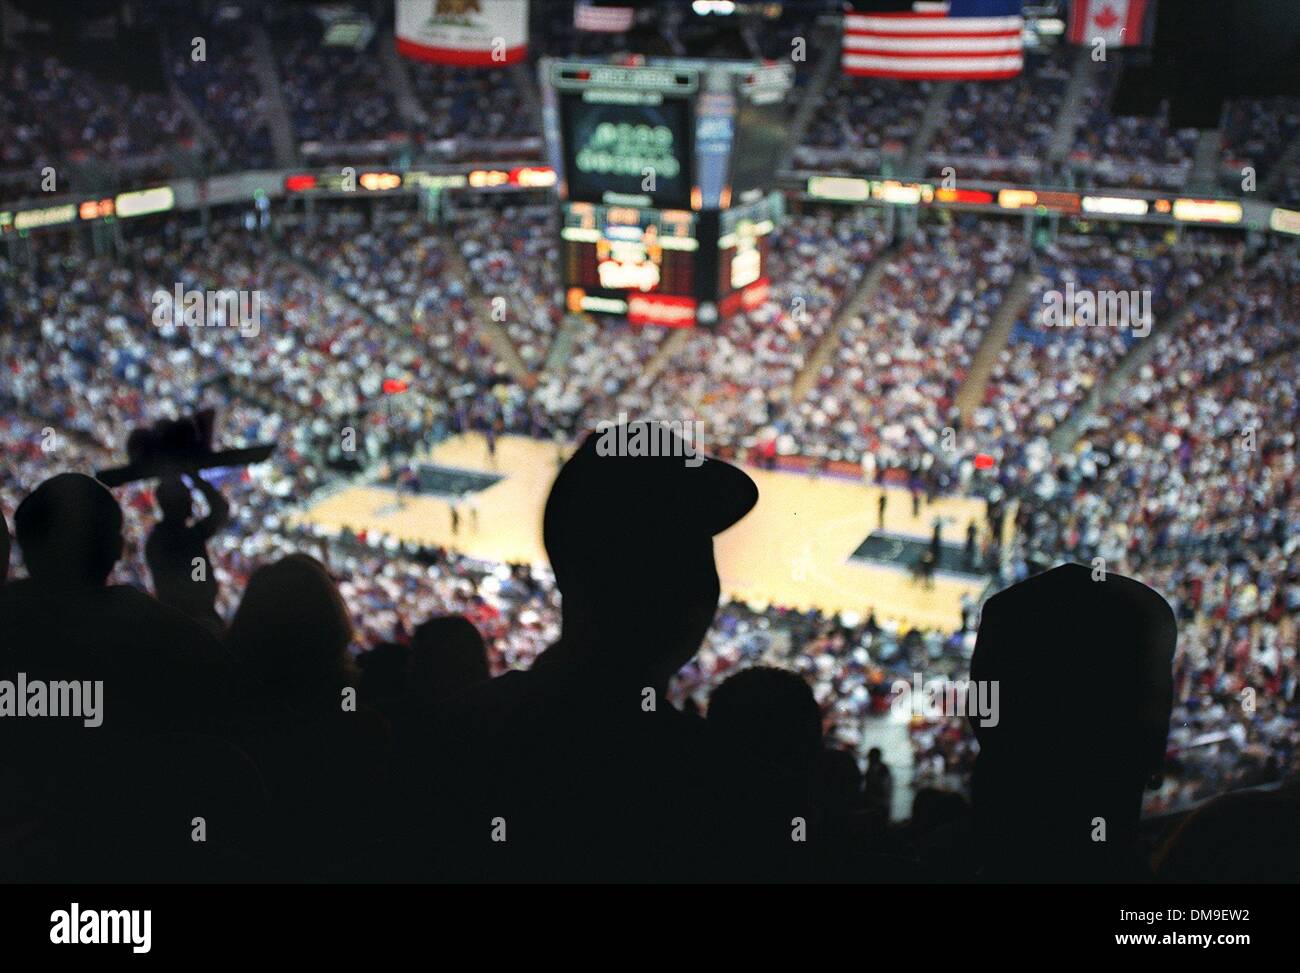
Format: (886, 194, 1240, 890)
(542, 59, 790, 327)
(717, 192, 782, 317)
(730, 77, 789, 204)
(561, 201, 700, 327)
(561, 92, 694, 209)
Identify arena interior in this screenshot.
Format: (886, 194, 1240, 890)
(1, 0, 1298, 894)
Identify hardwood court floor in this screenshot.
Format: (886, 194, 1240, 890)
(296, 433, 994, 630)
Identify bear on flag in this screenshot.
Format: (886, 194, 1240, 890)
(395, 0, 529, 67)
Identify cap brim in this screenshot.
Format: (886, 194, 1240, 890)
(693, 453, 759, 536)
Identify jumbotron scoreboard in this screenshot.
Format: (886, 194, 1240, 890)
(540, 56, 791, 327)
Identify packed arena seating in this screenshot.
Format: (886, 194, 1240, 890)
(925, 47, 1075, 182)
(978, 228, 1230, 450)
(453, 205, 563, 371)
(1067, 57, 1199, 190)
(1, 0, 1298, 892)
(793, 217, 1023, 470)
(0, 49, 197, 195)
(603, 209, 888, 448)
(407, 64, 536, 146)
(799, 77, 932, 171)
(4, 193, 1294, 838)
(169, 17, 275, 171)
(272, 16, 403, 152)
(1219, 96, 1300, 204)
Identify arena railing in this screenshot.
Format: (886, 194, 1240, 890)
(2, 162, 1298, 241)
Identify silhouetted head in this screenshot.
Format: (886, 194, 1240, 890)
(542, 421, 757, 685)
(227, 554, 353, 700)
(156, 475, 193, 522)
(867, 747, 884, 765)
(358, 640, 410, 701)
(708, 667, 823, 777)
(14, 473, 124, 588)
(410, 615, 489, 702)
(816, 747, 865, 813)
(969, 562, 1176, 877)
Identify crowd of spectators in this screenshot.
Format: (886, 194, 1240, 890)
(407, 64, 535, 148)
(1218, 96, 1300, 204)
(1066, 55, 1199, 191)
(454, 205, 563, 371)
(2, 180, 1295, 832)
(170, 17, 275, 171)
(3, 4, 1298, 885)
(790, 217, 1023, 473)
(0, 49, 197, 194)
(606, 209, 888, 453)
(798, 77, 931, 171)
(975, 228, 1230, 457)
(924, 47, 1074, 183)
(272, 16, 403, 151)
(5, 19, 1300, 212)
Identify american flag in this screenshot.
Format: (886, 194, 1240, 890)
(842, 0, 1025, 81)
(574, 2, 635, 34)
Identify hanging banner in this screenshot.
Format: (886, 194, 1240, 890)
(395, 0, 528, 67)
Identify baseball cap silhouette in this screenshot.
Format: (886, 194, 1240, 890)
(543, 421, 758, 586)
(970, 561, 1176, 775)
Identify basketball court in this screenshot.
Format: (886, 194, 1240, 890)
(295, 433, 1001, 631)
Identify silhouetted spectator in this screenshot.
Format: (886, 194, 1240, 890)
(864, 746, 894, 821)
(708, 666, 822, 779)
(410, 614, 489, 705)
(227, 553, 355, 707)
(0, 474, 232, 734)
(14, 473, 122, 588)
(146, 471, 230, 634)
(816, 747, 865, 822)
(438, 422, 758, 881)
(225, 553, 388, 878)
(964, 562, 1176, 881)
(708, 666, 836, 877)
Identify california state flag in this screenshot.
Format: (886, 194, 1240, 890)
(1067, 0, 1154, 48)
(395, 0, 529, 67)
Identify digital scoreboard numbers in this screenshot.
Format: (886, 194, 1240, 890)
(562, 99, 693, 209)
(542, 58, 790, 327)
(562, 202, 700, 327)
(717, 192, 782, 317)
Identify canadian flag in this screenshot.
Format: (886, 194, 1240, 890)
(1067, 0, 1152, 48)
